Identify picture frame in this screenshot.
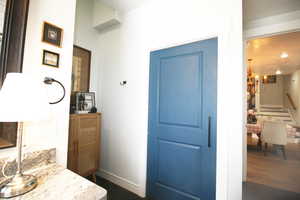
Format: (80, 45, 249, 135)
(263, 75, 277, 84)
(71, 45, 91, 92)
(42, 22, 63, 47)
(75, 92, 95, 113)
(42, 50, 60, 68)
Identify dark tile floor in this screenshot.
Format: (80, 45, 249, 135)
(94, 176, 300, 200)
(95, 176, 147, 200)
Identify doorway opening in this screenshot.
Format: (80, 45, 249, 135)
(243, 1, 300, 199)
(244, 31, 300, 199)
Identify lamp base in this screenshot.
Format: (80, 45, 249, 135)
(0, 174, 37, 198)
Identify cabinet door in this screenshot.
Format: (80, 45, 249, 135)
(77, 115, 100, 176)
(67, 117, 78, 172)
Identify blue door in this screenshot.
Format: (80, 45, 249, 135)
(147, 38, 217, 200)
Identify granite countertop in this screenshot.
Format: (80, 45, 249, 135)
(0, 148, 107, 200)
(4, 164, 107, 200)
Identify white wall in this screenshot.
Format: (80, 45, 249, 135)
(0, 0, 6, 34)
(0, 0, 77, 166)
(260, 75, 284, 106)
(74, 0, 101, 109)
(96, 0, 243, 199)
(283, 71, 300, 123)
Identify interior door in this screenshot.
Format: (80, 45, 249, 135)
(147, 38, 218, 200)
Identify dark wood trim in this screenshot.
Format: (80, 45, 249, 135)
(73, 45, 92, 54)
(73, 45, 91, 92)
(0, 0, 30, 149)
(0, 0, 30, 87)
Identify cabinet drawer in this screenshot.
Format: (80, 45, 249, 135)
(78, 129, 98, 147)
(79, 117, 97, 129)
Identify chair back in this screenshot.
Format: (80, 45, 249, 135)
(262, 121, 288, 145)
(256, 116, 264, 125)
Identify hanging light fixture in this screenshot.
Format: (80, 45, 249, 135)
(247, 59, 254, 78)
(280, 52, 288, 59)
(247, 59, 257, 109)
(276, 69, 282, 75)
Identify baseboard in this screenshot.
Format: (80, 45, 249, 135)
(96, 169, 144, 197)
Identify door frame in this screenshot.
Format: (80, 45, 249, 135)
(145, 18, 244, 199)
(242, 13, 300, 182)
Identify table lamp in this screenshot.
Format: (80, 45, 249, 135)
(0, 73, 50, 198)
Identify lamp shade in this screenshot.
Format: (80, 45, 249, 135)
(0, 73, 51, 122)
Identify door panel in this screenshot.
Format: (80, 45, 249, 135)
(159, 52, 203, 128)
(147, 38, 218, 200)
(157, 140, 202, 195)
(78, 116, 99, 175)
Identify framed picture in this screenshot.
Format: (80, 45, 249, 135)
(75, 92, 95, 113)
(43, 50, 60, 68)
(42, 22, 63, 47)
(71, 45, 91, 92)
(263, 75, 277, 84)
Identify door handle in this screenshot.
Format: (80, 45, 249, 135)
(208, 116, 211, 148)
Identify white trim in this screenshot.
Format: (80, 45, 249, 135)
(242, 40, 248, 182)
(96, 169, 144, 197)
(260, 104, 284, 109)
(149, 33, 218, 52)
(244, 10, 300, 39)
(245, 10, 300, 30)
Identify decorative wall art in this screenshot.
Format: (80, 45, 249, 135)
(42, 50, 60, 68)
(262, 75, 277, 84)
(42, 22, 63, 47)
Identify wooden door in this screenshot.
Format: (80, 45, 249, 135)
(147, 38, 218, 200)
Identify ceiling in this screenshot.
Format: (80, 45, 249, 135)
(247, 31, 300, 75)
(100, 0, 300, 20)
(244, 0, 300, 22)
(98, 0, 147, 13)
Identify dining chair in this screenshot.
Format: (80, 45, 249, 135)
(261, 120, 288, 160)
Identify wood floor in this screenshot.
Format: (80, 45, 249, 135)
(247, 137, 300, 194)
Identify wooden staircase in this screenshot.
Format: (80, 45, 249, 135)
(257, 105, 295, 123)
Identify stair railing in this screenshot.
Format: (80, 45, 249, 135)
(286, 93, 297, 110)
(287, 108, 296, 123)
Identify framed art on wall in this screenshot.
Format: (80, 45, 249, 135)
(262, 75, 277, 84)
(42, 22, 63, 47)
(42, 50, 60, 68)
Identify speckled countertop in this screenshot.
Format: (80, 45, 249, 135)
(0, 148, 107, 200)
(5, 164, 107, 200)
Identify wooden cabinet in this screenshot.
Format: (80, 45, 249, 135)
(67, 113, 101, 181)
